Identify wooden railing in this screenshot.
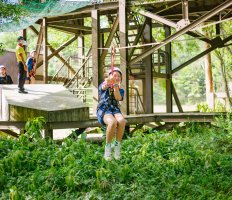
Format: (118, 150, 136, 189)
(64, 54, 92, 89)
(50, 56, 71, 84)
(129, 86, 145, 114)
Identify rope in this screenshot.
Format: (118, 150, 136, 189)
(98, 41, 162, 50)
(110, 45, 116, 88)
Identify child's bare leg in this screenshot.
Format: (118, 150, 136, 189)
(103, 114, 117, 143)
(114, 113, 126, 141)
(30, 76, 35, 84)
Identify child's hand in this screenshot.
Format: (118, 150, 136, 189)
(109, 75, 116, 83)
(105, 78, 111, 86)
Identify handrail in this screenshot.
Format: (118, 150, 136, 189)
(65, 54, 92, 88)
(129, 86, 145, 113)
(50, 56, 71, 83)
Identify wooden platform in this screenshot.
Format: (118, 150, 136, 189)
(0, 84, 89, 122)
(0, 84, 226, 139)
(0, 112, 225, 130)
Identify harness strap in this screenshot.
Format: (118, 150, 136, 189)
(110, 45, 116, 88)
(97, 87, 119, 118)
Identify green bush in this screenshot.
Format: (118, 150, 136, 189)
(197, 101, 227, 112)
(0, 118, 232, 199)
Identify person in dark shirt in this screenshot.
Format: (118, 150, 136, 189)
(0, 65, 13, 84)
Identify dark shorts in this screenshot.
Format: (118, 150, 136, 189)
(97, 106, 121, 125)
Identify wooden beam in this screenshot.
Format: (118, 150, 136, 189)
(48, 36, 78, 61)
(43, 17, 48, 83)
(0, 129, 19, 138)
(172, 34, 232, 74)
(0, 113, 228, 130)
(31, 25, 77, 74)
(153, 72, 168, 79)
(78, 19, 85, 77)
(49, 46, 76, 75)
(186, 31, 213, 44)
(128, 22, 146, 61)
(48, 25, 79, 34)
(171, 81, 183, 112)
(49, 24, 160, 35)
(36, 36, 78, 74)
(165, 26, 172, 113)
(129, 0, 232, 66)
(45, 2, 119, 23)
(30, 25, 43, 70)
(182, 0, 189, 21)
(119, 0, 129, 115)
(140, 9, 177, 27)
(143, 17, 153, 113)
(100, 15, 119, 64)
(92, 9, 101, 112)
(49, 22, 92, 31)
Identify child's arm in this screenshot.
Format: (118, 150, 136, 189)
(102, 77, 112, 90)
(113, 84, 122, 101)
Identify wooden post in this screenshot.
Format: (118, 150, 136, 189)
(99, 33, 104, 72)
(43, 17, 48, 84)
(33, 24, 43, 71)
(18, 29, 27, 51)
(78, 36, 85, 75)
(44, 123, 53, 139)
(78, 19, 85, 76)
(164, 25, 172, 112)
(92, 9, 101, 113)
(204, 30, 214, 109)
(22, 29, 27, 41)
(119, 0, 129, 115)
(143, 17, 153, 113)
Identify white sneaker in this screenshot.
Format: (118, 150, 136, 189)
(114, 145, 121, 160)
(104, 145, 112, 161)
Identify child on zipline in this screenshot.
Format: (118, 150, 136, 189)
(97, 67, 126, 161)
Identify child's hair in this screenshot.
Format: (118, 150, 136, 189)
(108, 67, 122, 82)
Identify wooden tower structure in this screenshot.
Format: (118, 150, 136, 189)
(21, 0, 232, 115)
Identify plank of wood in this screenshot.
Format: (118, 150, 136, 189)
(0, 113, 226, 130)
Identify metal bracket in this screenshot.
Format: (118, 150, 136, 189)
(176, 19, 190, 30)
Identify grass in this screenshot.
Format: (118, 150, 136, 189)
(0, 119, 232, 200)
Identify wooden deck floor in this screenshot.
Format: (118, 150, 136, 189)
(0, 112, 225, 130)
(0, 84, 89, 122)
(0, 84, 226, 139)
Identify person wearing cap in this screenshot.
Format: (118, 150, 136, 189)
(97, 67, 126, 161)
(0, 65, 13, 84)
(26, 50, 36, 84)
(16, 36, 28, 93)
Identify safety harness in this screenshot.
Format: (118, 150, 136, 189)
(97, 46, 118, 118)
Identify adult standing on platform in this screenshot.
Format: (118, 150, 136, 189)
(16, 36, 28, 94)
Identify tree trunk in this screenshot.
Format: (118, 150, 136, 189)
(216, 51, 232, 108)
(221, 27, 232, 56)
(204, 40, 214, 109)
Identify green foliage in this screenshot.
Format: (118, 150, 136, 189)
(0, 1, 23, 21)
(197, 101, 227, 112)
(0, 42, 4, 56)
(25, 116, 46, 140)
(214, 113, 232, 134)
(173, 65, 205, 104)
(1, 119, 232, 199)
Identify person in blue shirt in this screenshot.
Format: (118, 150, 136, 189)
(26, 50, 36, 84)
(97, 67, 126, 161)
